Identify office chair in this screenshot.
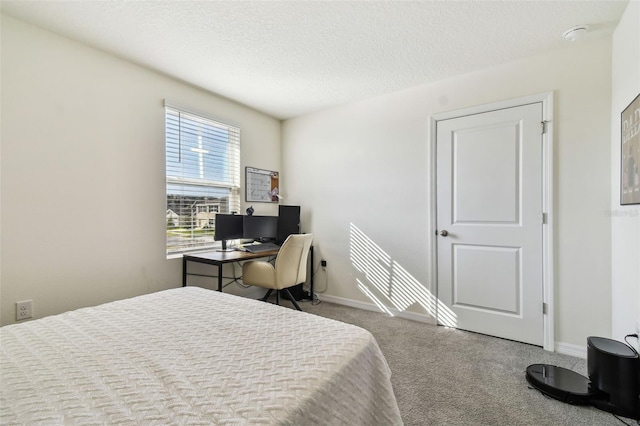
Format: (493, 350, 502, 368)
(242, 233, 313, 311)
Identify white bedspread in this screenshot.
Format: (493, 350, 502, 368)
(0, 287, 402, 425)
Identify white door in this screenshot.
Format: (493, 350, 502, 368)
(436, 102, 544, 346)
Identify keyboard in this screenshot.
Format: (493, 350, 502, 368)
(244, 242, 280, 253)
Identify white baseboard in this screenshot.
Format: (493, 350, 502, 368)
(554, 341, 587, 359)
(317, 294, 436, 325)
(317, 294, 589, 358)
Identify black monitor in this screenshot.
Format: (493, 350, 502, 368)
(214, 214, 243, 250)
(243, 215, 278, 242)
(277, 205, 301, 244)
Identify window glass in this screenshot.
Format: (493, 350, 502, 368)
(165, 106, 240, 255)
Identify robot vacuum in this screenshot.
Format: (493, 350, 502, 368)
(526, 364, 591, 404)
(526, 336, 640, 420)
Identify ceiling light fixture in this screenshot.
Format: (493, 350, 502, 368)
(563, 25, 589, 42)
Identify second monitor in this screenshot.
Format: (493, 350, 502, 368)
(243, 215, 278, 242)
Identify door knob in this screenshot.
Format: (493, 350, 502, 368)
(440, 230, 449, 237)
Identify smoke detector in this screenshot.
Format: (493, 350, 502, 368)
(563, 25, 589, 42)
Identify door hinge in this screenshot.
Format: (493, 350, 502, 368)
(541, 121, 547, 134)
(542, 212, 547, 224)
(543, 302, 548, 315)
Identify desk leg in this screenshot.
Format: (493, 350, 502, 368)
(309, 246, 314, 300)
(182, 257, 187, 287)
(218, 264, 223, 292)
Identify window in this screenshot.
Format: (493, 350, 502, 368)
(165, 103, 240, 255)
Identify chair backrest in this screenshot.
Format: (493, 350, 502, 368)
(274, 233, 314, 289)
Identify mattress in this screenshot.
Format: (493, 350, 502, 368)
(0, 287, 402, 425)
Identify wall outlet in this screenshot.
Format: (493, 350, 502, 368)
(16, 300, 33, 321)
(321, 259, 327, 268)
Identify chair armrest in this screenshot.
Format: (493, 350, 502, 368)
(242, 261, 277, 289)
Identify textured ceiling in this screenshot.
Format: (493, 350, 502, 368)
(0, 0, 630, 119)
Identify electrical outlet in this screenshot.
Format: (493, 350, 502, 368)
(321, 259, 327, 268)
(16, 300, 32, 321)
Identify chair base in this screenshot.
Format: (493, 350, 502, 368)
(260, 289, 273, 301)
(261, 289, 302, 311)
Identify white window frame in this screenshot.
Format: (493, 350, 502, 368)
(165, 102, 240, 256)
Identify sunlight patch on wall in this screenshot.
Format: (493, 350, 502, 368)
(350, 222, 457, 327)
(357, 279, 394, 316)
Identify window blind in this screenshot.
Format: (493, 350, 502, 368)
(165, 105, 240, 255)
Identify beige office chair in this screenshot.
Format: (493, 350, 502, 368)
(242, 233, 313, 311)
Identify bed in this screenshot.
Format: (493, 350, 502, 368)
(0, 287, 402, 425)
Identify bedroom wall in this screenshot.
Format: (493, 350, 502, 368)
(611, 1, 640, 347)
(0, 15, 281, 326)
(282, 38, 613, 350)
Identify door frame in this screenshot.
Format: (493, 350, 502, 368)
(428, 92, 555, 351)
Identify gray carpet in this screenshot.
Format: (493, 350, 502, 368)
(291, 298, 634, 426)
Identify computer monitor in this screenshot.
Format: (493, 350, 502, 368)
(243, 215, 278, 242)
(277, 205, 301, 244)
(214, 214, 243, 250)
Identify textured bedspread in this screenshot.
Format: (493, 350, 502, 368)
(0, 287, 402, 425)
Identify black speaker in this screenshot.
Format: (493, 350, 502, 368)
(283, 284, 305, 301)
(277, 205, 300, 244)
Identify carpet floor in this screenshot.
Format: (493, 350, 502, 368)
(292, 298, 635, 426)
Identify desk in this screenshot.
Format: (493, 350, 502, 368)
(182, 247, 314, 298)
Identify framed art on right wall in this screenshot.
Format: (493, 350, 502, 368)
(621, 93, 640, 205)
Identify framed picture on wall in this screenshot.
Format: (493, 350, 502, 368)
(621, 93, 640, 205)
(246, 167, 279, 203)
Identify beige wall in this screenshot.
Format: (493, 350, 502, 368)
(1, 9, 627, 353)
(0, 15, 281, 325)
(611, 1, 640, 346)
(283, 38, 613, 349)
